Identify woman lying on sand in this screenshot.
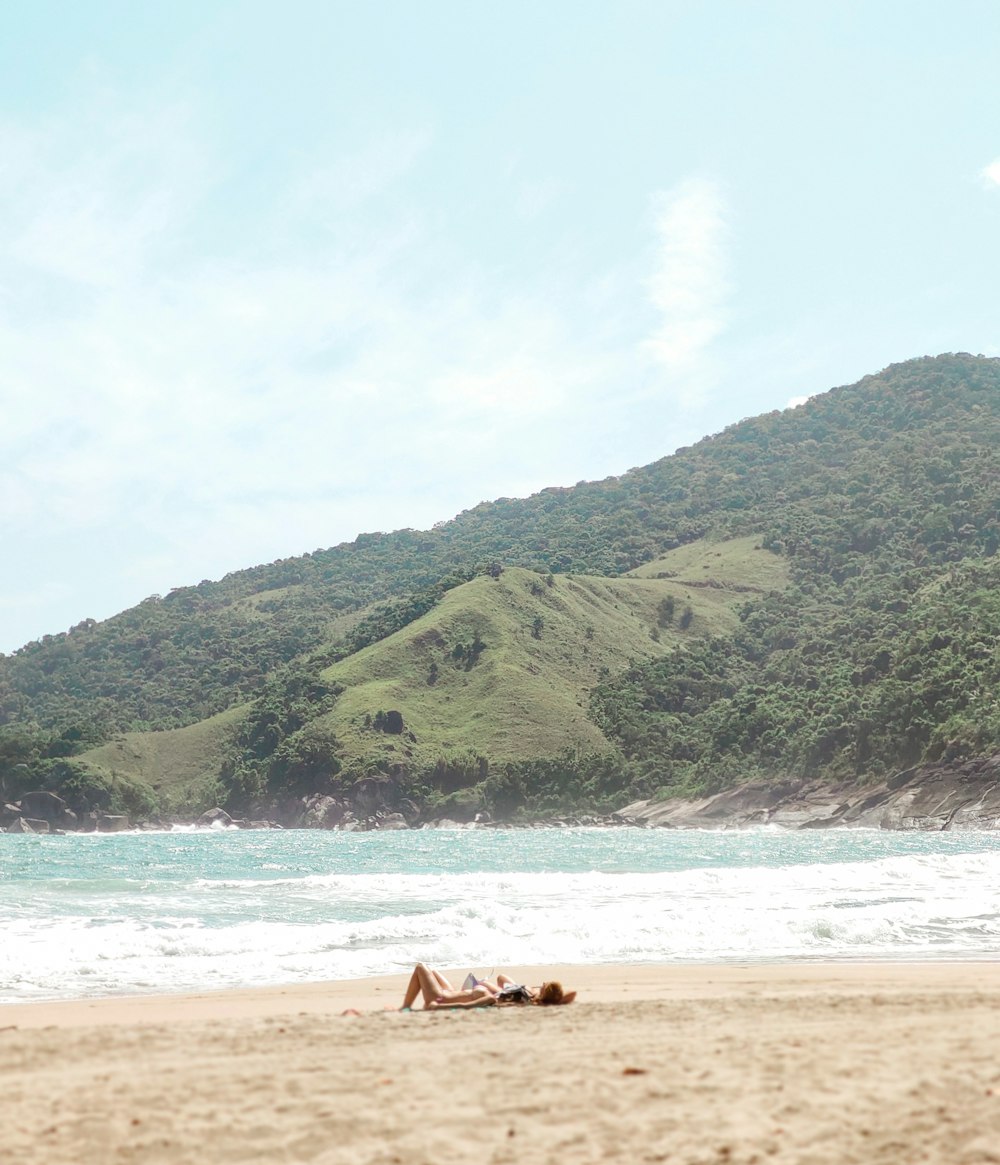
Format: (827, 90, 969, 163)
(400, 963, 576, 1010)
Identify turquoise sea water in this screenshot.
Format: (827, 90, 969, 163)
(2, 826, 998, 1002)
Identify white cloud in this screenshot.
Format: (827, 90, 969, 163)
(1, 104, 208, 289)
(983, 159, 1000, 188)
(786, 395, 811, 409)
(289, 128, 433, 217)
(0, 87, 737, 650)
(0, 96, 645, 649)
(642, 177, 730, 400)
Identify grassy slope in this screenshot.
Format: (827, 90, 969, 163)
(75, 539, 789, 804)
(80, 706, 244, 812)
(626, 534, 789, 590)
(310, 543, 788, 772)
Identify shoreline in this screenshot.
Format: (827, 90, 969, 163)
(3, 959, 998, 1029)
(4, 962, 999, 1164)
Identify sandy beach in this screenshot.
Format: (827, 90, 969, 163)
(2, 963, 999, 1164)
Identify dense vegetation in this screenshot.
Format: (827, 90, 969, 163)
(5, 353, 1000, 817)
(585, 355, 1000, 799)
(591, 554, 1000, 800)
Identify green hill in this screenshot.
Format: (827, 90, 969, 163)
(5, 352, 996, 740)
(315, 557, 780, 768)
(71, 548, 786, 815)
(6, 352, 1000, 819)
(78, 707, 245, 814)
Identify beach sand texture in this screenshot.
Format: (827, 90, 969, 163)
(2, 963, 999, 1164)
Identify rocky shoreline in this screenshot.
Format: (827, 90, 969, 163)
(0, 790, 626, 834)
(619, 752, 1000, 831)
(4, 753, 1000, 834)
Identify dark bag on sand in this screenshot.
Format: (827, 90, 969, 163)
(497, 984, 533, 1004)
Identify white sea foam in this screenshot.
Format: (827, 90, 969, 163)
(1, 830, 998, 1002)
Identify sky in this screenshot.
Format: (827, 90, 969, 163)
(2, 0, 999, 654)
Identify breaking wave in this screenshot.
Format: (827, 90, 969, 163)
(1, 828, 998, 1002)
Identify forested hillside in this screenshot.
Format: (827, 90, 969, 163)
(4, 352, 1000, 818)
(65, 551, 761, 815)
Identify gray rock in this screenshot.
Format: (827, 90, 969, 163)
(375, 813, 410, 831)
(350, 775, 400, 817)
(97, 814, 130, 832)
(5, 816, 50, 833)
(196, 808, 233, 829)
(619, 754, 1000, 831)
(301, 795, 347, 829)
(20, 790, 70, 825)
(1, 803, 23, 826)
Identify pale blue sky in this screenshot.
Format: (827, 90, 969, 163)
(2, 0, 998, 653)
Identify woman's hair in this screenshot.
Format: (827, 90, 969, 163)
(537, 981, 566, 1006)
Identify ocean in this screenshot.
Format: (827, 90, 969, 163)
(2, 826, 998, 1004)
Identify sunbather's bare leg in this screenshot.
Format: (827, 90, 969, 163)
(427, 985, 494, 1009)
(401, 963, 431, 1009)
(431, 969, 454, 993)
(401, 963, 500, 1009)
(401, 963, 459, 1009)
